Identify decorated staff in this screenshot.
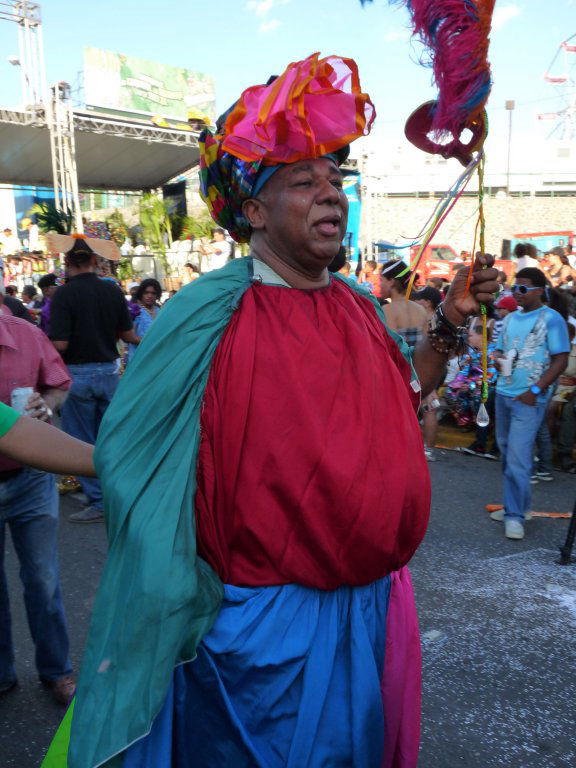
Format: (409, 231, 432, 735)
(363, 0, 497, 424)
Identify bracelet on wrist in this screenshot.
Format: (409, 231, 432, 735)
(427, 303, 468, 356)
(427, 328, 465, 355)
(432, 302, 465, 334)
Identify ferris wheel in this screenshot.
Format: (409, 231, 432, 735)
(537, 34, 576, 141)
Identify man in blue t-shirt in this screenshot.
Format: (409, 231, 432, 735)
(491, 268, 569, 540)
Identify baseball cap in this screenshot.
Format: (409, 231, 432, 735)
(496, 296, 518, 312)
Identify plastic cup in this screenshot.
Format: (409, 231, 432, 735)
(11, 386, 34, 414)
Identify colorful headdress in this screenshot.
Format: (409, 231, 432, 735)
(199, 52, 376, 243)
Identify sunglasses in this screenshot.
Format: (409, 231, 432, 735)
(511, 284, 540, 295)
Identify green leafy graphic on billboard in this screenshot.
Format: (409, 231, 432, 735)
(84, 47, 215, 122)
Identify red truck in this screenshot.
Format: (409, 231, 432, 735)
(409, 244, 516, 284)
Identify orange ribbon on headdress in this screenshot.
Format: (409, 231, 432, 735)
(219, 53, 376, 166)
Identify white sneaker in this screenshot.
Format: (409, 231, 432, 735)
(489, 509, 532, 522)
(504, 520, 525, 540)
(424, 448, 437, 462)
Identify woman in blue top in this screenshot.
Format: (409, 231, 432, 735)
(126, 278, 162, 363)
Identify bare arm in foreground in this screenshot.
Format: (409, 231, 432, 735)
(0, 414, 96, 476)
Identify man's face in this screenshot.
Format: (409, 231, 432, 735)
(250, 157, 348, 274)
(214, 231, 225, 242)
(514, 278, 543, 311)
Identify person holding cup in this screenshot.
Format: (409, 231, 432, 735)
(0, 286, 76, 705)
(490, 269, 570, 540)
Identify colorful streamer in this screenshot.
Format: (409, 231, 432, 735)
(402, 153, 481, 297)
(360, 0, 496, 426)
(476, 153, 489, 407)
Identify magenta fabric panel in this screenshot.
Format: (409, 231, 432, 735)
(381, 567, 422, 768)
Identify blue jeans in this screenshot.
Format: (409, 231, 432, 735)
(61, 361, 119, 510)
(0, 468, 71, 683)
(495, 394, 547, 522)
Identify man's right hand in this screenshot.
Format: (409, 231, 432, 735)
(25, 392, 51, 421)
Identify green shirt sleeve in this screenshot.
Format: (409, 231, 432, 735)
(0, 402, 20, 438)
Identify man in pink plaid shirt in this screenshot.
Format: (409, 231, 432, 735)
(0, 286, 75, 705)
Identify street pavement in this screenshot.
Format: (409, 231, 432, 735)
(1, 450, 575, 767)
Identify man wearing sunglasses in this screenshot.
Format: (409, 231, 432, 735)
(491, 268, 570, 540)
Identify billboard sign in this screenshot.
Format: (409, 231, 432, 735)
(84, 47, 215, 122)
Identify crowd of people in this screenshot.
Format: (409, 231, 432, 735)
(337, 249, 575, 541)
(0, 52, 574, 768)
(1, 238, 575, 710)
(1, 237, 575, 682)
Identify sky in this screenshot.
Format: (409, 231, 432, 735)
(0, 0, 575, 173)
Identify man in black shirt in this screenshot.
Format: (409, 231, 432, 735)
(49, 239, 139, 523)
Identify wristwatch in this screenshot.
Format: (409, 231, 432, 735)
(530, 385, 541, 395)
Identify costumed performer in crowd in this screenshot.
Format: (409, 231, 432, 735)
(45, 53, 498, 768)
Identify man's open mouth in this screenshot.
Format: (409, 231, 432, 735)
(314, 215, 341, 237)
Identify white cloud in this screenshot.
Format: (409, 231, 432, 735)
(492, 4, 522, 32)
(382, 28, 409, 43)
(247, 0, 274, 17)
(246, 0, 289, 17)
(246, 0, 289, 33)
(260, 18, 281, 33)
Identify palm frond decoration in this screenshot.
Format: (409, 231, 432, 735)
(27, 202, 74, 234)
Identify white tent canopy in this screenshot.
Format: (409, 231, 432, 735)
(0, 109, 200, 191)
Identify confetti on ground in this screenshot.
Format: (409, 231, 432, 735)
(486, 504, 572, 519)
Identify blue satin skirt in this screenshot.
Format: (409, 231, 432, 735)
(123, 578, 391, 767)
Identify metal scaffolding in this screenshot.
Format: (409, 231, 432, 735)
(1, 1, 201, 226)
(1, 3, 81, 229)
(73, 110, 200, 146)
(0, 1, 46, 109)
(0, 1, 84, 228)
(49, 82, 83, 231)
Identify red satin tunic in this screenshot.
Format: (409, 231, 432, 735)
(195, 279, 430, 589)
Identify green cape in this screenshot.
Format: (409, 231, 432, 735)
(43, 258, 413, 768)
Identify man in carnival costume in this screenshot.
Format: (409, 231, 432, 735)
(45, 53, 498, 768)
